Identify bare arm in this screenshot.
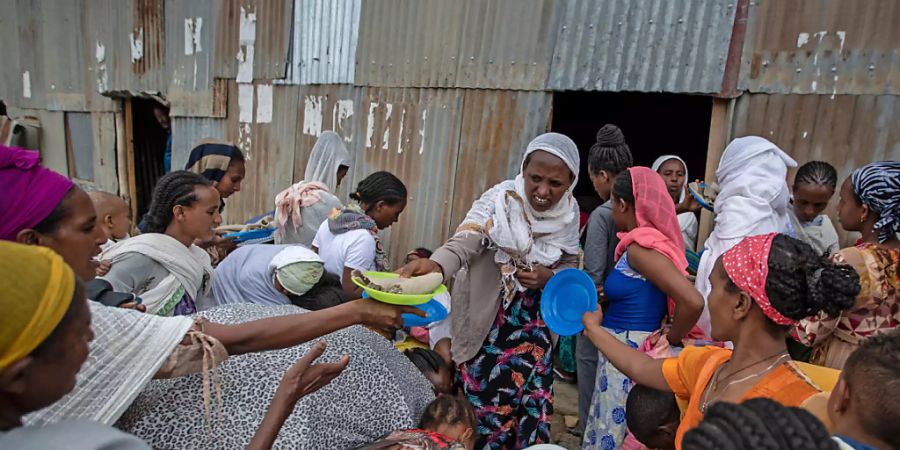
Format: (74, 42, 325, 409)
(627, 244, 704, 344)
(582, 310, 670, 392)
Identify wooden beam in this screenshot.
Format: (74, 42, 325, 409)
(123, 98, 139, 232)
(697, 97, 733, 250)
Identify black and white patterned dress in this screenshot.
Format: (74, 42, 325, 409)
(116, 304, 434, 449)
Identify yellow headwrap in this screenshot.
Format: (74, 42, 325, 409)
(0, 241, 75, 370)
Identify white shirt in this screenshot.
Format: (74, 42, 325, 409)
(312, 220, 376, 281)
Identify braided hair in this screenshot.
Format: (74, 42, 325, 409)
(588, 124, 634, 175)
(842, 329, 900, 449)
(794, 161, 837, 190)
(419, 393, 476, 432)
(612, 168, 635, 204)
(349, 171, 407, 209)
(683, 398, 838, 450)
(141, 171, 213, 233)
(724, 234, 858, 324)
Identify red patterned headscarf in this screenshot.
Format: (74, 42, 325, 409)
(721, 233, 794, 325)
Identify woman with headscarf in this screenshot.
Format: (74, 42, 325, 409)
(275, 131, 352, 246)
(695, 137, 798, 335)
(582, 167, 704, 450)
(184, 139, 247, 210)
(793, 161, 900, 369)
(398, 133, 581, 449)
(651, 155, 700, 252)
(211, 244, 348, 309)
(0, 242, 351, 450)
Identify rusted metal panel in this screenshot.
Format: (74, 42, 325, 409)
(739, 0, 900, 95)
(283, 0, 360, 85)
(355, 0, 559, 90)
(91, 113, 120, 194)
(730, 92, 900, 245)
(548, 0, 737, 93)
(450, 90, 552, 229)
(165, 0, 218, 115)
(214, 0, 293, 81)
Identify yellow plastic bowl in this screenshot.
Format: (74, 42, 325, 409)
(352, 271, 447, 305)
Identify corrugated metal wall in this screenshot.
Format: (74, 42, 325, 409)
(284, 0, 361, 85)
(548, 0, 737, 93)
(739, 0, 900, 95)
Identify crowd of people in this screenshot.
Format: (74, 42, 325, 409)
(0, 122, 897, 450)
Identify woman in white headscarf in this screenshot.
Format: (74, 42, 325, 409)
(398, 133, 581, 449)
(695, 136, 797, 334)
(274, 132, 352, 247)
(651, 155, 700, 251)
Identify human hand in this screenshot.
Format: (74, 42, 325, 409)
(676, 184, 702, 214)
(95, 260, 112, 277)
(212, 232, 238, 255)
(396, 258, 443, 278)
(353, 297, 427, 330)
(119, 300, 147, 313)
(596, 285, 606, 304)
(582, 309, 604, 335)
(274, 341, 350, 405)
(516, 265, 553, 290)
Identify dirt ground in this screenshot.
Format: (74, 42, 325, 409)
(550, 379, 583, 449)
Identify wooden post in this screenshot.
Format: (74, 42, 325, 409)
(697, 97, 734, 250)
(123, 98, 139, 231)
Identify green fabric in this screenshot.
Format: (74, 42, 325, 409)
(276, 261, 324, 296)
(558, 334, 577, 373)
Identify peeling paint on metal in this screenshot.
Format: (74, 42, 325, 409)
(184, 17, 203, 56)
(238, 83, 254, 123)
(237, 6, 256, 83)
(418, 109, 427, 155)
(22, 71, 31, 99)
(302, 95, 324, 136)
(381, 103, 392, 150)
(256, 84, 273, 123)
(95, 42, 108, 94)
(333, 100, 354, 137)
(238, 122, 252, 160)
(366, 101, 378, 148)
(130, 28, 144, 62)
(796, 33, 809, 48)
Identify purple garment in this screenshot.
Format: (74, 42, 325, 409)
(0, 145, 74, 241)
(173, 292, 197, 316)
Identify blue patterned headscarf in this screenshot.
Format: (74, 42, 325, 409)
(850, 161, 900, 243)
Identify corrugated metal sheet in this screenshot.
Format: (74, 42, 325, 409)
(731, 92, 900, 245)
(213, 0, 293, 80)
(548, 0, 737, 93)
(165, 0, 218, 115)
(355, 0, 559, 90)
(283, 0, 360, 85)
(170, 116, 228, 170)
(739, 0, 900, 95)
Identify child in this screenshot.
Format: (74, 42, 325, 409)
(352, 394, 476, 450)
(625, 385, 680, 450)
(88, 191, 131, 276)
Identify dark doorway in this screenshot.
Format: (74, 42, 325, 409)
(128, 97, 170, 220)
(551, 92, 713, 211)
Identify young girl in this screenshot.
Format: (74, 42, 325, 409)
(354, 394, 476, 450)
(789, 161, 840, 257)
(313, 171, 407, 297)
(583, 233, 859, 450)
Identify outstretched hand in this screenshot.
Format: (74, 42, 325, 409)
(396, 258, 443, 279)
(354, 297, 427, 330)
(275, 341, 350, 404)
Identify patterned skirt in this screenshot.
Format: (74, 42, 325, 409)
(456, 289, 554, 450)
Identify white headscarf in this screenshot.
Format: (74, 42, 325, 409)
(459, 132, 581, 305)
(651, 155, 688, 202)
(694, 137, 797, 333)
(304, 132, 352, 193)
(651, 154, 699, 250)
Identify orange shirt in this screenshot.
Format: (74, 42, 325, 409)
(662, 346, 823, 449)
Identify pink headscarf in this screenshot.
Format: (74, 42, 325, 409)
(0, 146, 74, 241)
(614, 166, 688, 272)
(722, 233, 794, 325)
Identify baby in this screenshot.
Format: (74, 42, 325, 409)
(88, 191, 131, 276)
(353, 394, 476, 449)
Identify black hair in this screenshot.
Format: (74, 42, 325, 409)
(794, 161, 837, 190)
(588, 124, 634, 175)
(287, 272, 349, 311)
(228, 148, 246, 164)
(412, 247, 433, 258)
(612, 168, 635, 204)
(625, 385, 680, 447)
(404, 348, 446, 376)
(683, 398, 838, 450)
(842, 329, 900, 449)
(419, 394, 476, 431)
(0, 99, 7, 116)
(31, 186, 77, 235)
(349, 171, 407, 208)
(141, 171, 213, 233)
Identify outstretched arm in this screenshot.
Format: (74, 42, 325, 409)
(582, 310, 670, 392)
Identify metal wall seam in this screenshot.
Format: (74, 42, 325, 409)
(738, 0, 900, 95)
(283, 0, 360, 85)
(548, 0, 736, 93)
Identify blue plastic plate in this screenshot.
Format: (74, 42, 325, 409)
(222, 228, 275, 243)
(540, 268, 598, 336)
(361, 292, 448, 327)
(687, 182, 715, 212)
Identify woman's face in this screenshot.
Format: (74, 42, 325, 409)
(793, 182, 834, 223)
(23, 188, 108, 281)
(522, 150, 573, 212)
(370, 199, 407, 230)
(176, 185, 223, 242)
(215, 161, 245, 198)
(657, 159, 686, 202)
(336, 165, 349, 189)
(837, 177, 867, 232)
(707, 258, 740, 342)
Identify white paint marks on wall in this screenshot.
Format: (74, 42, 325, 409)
(238, 123, 252, 160)
(184, 17, 203, 55)
(381, 103, 393, 151)
(236, 7, 256, 83)
(836, 31, 846, 53)
(95, 41, 108, 93)
(130, 28, 144, 63)
(22, 71, 31, 98)
(238, 83, 254, 123)
(333, 100, 354, 138)
(256, 84, 273, 123)
(418, 109, 427, 155)
(366, 102, 379, 148)
(796, 32, 809, 48)
(802, 131, 809, 139)
(303, 95, 324, 136)
(397, 108, 406, 154)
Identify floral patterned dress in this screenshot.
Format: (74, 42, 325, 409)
(456, 289, 554, 449)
